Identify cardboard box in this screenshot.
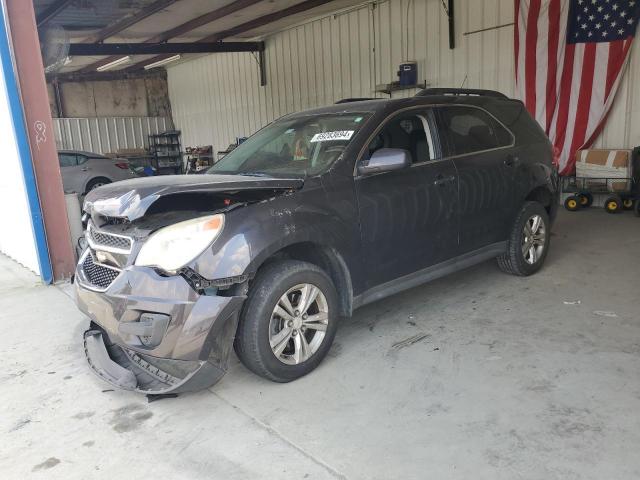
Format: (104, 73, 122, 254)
(575, 149, 632, 192)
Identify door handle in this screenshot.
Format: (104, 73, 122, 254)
(433, 174, 455, 186)
(81, 167, 89, 171)
(504, 155, 519, 167)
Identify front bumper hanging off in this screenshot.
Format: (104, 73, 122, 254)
(83, 327, 237, 394)
(75, 264, 245, 395)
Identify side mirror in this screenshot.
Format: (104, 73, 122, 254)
(358, 148, 411, 175)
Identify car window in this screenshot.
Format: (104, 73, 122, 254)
(438, 106, 513, 156)
(77, 155, 89, 165)
(366, 112, 435, 164)
(209, 113, 370, 177)
(58, 153, 77, 167)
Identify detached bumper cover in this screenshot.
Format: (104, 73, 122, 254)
(75, 265, 244, 394)
(83, 328, 233, 394)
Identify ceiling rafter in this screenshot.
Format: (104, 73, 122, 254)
(36, 0, 74, 27)
(126, 0, 336, 71)
(78, 0, 264, 73)
(83, 0, 180, 43)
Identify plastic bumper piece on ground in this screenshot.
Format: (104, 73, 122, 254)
(84, 324, 235, 394)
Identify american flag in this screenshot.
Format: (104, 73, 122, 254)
(515, 0, 640, 175)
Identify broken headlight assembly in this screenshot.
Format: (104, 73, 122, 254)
(135, 214, 225, 272)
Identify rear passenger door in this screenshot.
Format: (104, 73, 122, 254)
(58, 152, 86, 193)
(355, 109, 459, 289)
(436, 106, 516, 254)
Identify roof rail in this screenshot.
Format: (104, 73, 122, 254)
(335, 98, 378, 104)
(416, 88, 508, 99)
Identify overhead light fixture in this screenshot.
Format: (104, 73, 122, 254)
(96, 56, 132, 72)
(144, 55, 182, 70)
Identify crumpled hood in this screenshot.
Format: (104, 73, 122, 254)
(84, 174, 304, 221)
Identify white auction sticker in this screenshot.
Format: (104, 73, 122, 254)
(310, 130, 354, 142)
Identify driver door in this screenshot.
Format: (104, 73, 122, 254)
(354, 109, 459, 289)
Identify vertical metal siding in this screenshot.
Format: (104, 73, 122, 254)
(167, 0, 639, 154)
(53, 116, 173, 154)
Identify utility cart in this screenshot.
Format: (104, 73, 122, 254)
(562, 176, 638, 214)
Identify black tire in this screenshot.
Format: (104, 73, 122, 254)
(85, 177, 111, 193)
(622, 198, 634, 210)
(604, 195, 622, 214)
(578, 192, 593, 208)
(497, 201, 551, 276)
(564, 195, 581, 212)
(635, 199, 640, 217)
(234, 260, 339, 383)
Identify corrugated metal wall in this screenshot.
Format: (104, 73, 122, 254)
(53, 116, 173, 154)
(167, 0, 639, 154)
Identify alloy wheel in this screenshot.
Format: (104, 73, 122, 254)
(269, 283, 329, 365)
(522, 214, 546, 265)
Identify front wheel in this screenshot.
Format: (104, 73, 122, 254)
(234, 260, 339, 383)
(497, 201, 550, 276)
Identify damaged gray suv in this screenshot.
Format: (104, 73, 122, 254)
(75, 89, 559, 395)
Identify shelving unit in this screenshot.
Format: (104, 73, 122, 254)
(149, 130, 182, 175)
(185, 145, 214, 174)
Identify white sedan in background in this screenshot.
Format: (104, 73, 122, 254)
(58, 150, 138, 194)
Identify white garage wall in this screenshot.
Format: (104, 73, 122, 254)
(0, 62, 40, 275)
(167, 0, 639, 153)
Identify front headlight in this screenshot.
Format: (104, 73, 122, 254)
(135, 214, 225, 272)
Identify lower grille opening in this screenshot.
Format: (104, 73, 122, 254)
(82, 251, 121, 289)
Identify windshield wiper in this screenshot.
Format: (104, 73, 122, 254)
(238, 171, 273, 177)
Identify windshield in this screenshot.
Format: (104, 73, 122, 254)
(208, 113, 369, 177)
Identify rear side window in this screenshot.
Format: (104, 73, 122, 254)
(58, 153, 77, 167)
(438, 106, 513, 156)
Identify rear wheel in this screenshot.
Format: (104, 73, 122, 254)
(85, 177, 111, 193)
(497, 201, 550, 276)
(622, 198, 634, 210)
(234, 260, 339, 383)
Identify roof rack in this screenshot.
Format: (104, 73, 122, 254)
(335, 98, 378, 104)
(416, 88, 508, 99)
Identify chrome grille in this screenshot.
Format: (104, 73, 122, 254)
(88, 224, 132, 252)
(82, 251, 121, 290)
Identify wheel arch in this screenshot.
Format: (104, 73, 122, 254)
(525, 186, 554, 218)
(253, 242, 354, 318)
(84, 176, 111, 193)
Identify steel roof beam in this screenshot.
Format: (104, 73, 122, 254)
(36, 0, 74, 27)
(83, 0, 179, 43)
(128, 0, 335, 71)
(68, 41, 265, 55)
(79, 0, 263, 73)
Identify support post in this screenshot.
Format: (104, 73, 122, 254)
(259, 48, 267, 87)
(4, 0, 76, 280)
(448, 0, 455, 49)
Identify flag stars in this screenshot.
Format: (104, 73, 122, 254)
(595, 22, 602, 29)
(620, 10, 627, 17)
(598, 6, 604, 12)
(589, 14, 595, 20)
(602, 30, 608, 37)
(604, 13, 610, 19)
(618, 28, 625, 35)
(612, 4, 618, 10)
(611, 20, 617, 27)
(581, 23, 588, 29)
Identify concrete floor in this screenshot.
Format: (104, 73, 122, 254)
(1, 208, 640, 479)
